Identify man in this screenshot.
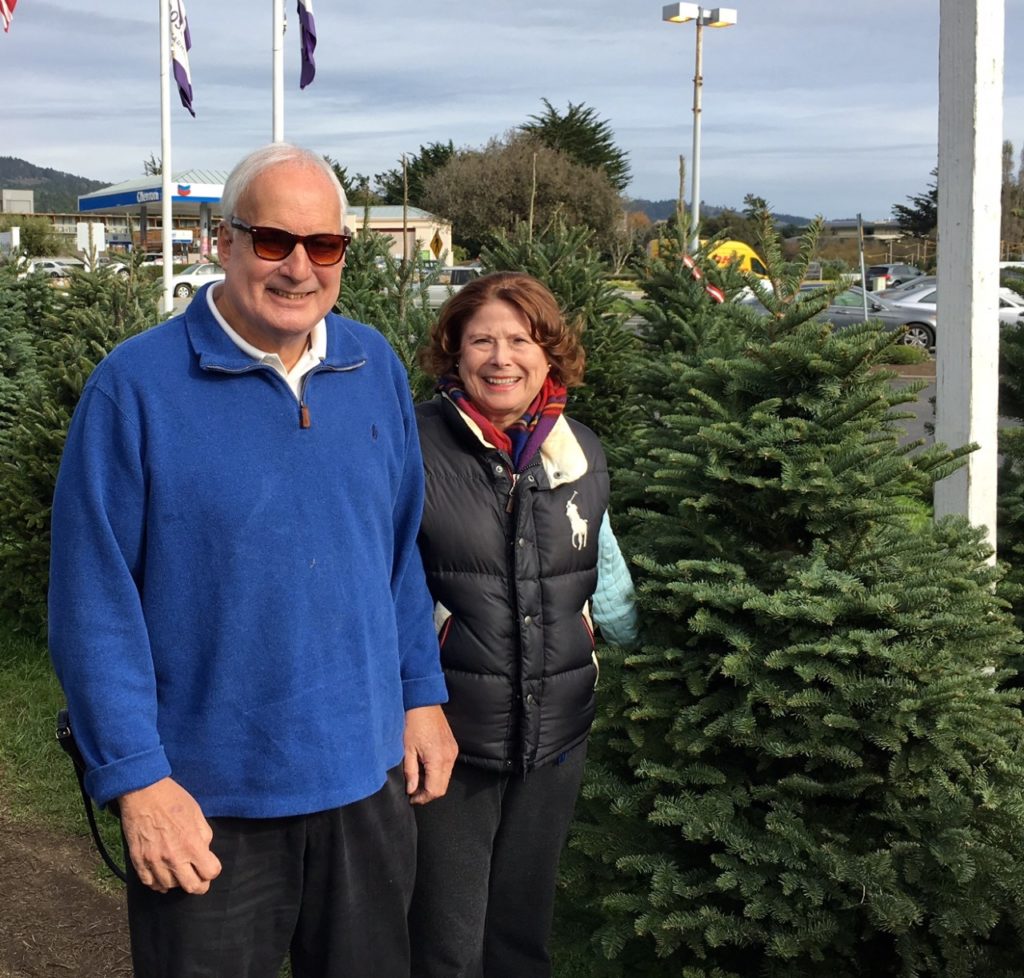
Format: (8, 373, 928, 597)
(48, 143, 457, 978)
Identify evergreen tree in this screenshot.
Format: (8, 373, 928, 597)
(423, 133, 622, 257)
(557, 207, 1024, 977)
(374, 142, 456, 207)
(479, 218, 639, 458)
(0, 263, 160, 635)
(520, 98, 631, 193)
(995, 322, 1024, 643)
(892, 168, 938, 238)
(0, 266, 50, 453)
(335, 226, 436, 402)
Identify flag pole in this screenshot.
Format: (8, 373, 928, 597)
(272, 0, 284, 141)
(159, 0, 173, 314)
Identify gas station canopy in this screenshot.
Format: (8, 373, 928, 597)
(78, 169, 227, 217)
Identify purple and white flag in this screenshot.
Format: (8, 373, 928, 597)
(169, 0, 195, 117)
(297, 0, 316, 89)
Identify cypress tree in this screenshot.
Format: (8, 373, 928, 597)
(559, 210, 1024, 977)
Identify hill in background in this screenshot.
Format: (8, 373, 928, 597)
(627, 196, 813, 229)
(0, 157, 109, 214)
(1, 156, 816, 230)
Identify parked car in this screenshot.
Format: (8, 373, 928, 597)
(93, 256, 130, 276)
(17, 257, 85, 280)
(878, 275, 936, 299)
(170, 261, 225, 298)
(426, 267, 480, 309)
(738, 284, 937, 348)
(884, 284, 1024, 327)
(812, 287, 936, 348)
(863, 263, 923, 290)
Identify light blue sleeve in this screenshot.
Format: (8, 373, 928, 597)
(592, 512, 639, 647)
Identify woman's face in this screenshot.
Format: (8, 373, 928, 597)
(457, 299, 550, 429)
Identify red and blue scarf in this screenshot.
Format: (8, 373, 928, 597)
(437, 374, 568, 472)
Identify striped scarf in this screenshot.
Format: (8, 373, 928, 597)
(437, 374, 568, 472)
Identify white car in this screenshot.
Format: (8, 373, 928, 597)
(171, 262, 225, 298)
(16, 257, 85, 282)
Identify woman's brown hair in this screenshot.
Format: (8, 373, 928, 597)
(419, 272, 586, 387)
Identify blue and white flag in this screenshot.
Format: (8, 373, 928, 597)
(169, 0, 195, 117)
(297, 0, 316, 89)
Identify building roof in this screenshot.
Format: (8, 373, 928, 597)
(346, 205, 436, 222)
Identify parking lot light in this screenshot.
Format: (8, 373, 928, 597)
(662, 4, 739, 253)
(662, 3, 702, 22)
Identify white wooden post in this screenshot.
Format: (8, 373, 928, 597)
(933, 0, 1004, 556)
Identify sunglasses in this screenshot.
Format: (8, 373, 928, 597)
(229, 217, 351, 267)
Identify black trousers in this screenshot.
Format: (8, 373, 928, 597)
(408, 743, 587, 978)
(126, 764, 415, 978)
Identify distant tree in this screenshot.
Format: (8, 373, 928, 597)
(606, 210, 653, 275)
(1002, 141, 1024, 254)
(699, 206, 759, 246)
(374, 142, 456, 207)
(322, 155, 379, 205)
(143, 153, 162, 176)
(423, 133, 622, 256)
(892, 168, 938, 237)
(520, 99, 631, 193)
(0, 214, 61, 256)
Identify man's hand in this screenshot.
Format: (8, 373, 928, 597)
(403, 705, 458, 805)
(119, 777, 222, 894)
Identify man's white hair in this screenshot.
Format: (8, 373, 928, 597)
(220, 143, 348, 227)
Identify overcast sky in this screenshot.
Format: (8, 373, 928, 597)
(3, 0, 1023, 220)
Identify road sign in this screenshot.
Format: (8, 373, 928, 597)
(430, 231, 443, 259)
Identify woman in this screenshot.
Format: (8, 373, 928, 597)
(410, 272, 637, 978)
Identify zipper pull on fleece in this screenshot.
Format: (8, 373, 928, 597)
(300, 403, 311, 429)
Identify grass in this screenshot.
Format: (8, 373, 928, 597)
(0, 621, 124, 883)
(0, 621, 298, 973)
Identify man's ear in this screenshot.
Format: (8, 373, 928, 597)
(217, 223, 232, 265)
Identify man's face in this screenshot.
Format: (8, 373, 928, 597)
(215, 161, 343, 363)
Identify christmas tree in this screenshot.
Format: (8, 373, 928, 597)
(558, 209, 1024, 977)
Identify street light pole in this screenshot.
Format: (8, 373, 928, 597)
(662, 5, 738, 254)
(690, 12, 704, 254)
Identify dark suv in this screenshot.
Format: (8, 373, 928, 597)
(864, 263, 923, 289)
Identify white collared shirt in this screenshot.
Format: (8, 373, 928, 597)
(206, 285, 327, 400)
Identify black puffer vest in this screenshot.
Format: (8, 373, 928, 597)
(416, 396, 610, 773)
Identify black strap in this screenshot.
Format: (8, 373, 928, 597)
(55, 709, 127, 883)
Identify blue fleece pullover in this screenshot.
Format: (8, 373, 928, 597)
(48, 284, 447, 816)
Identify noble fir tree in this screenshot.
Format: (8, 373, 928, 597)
(0, 259, 160, 635)
(556, 207, 1024, 977)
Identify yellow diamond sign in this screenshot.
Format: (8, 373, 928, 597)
(430, 231, 443, 259)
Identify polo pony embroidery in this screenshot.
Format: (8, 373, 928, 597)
(566, 491, 588, 551)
